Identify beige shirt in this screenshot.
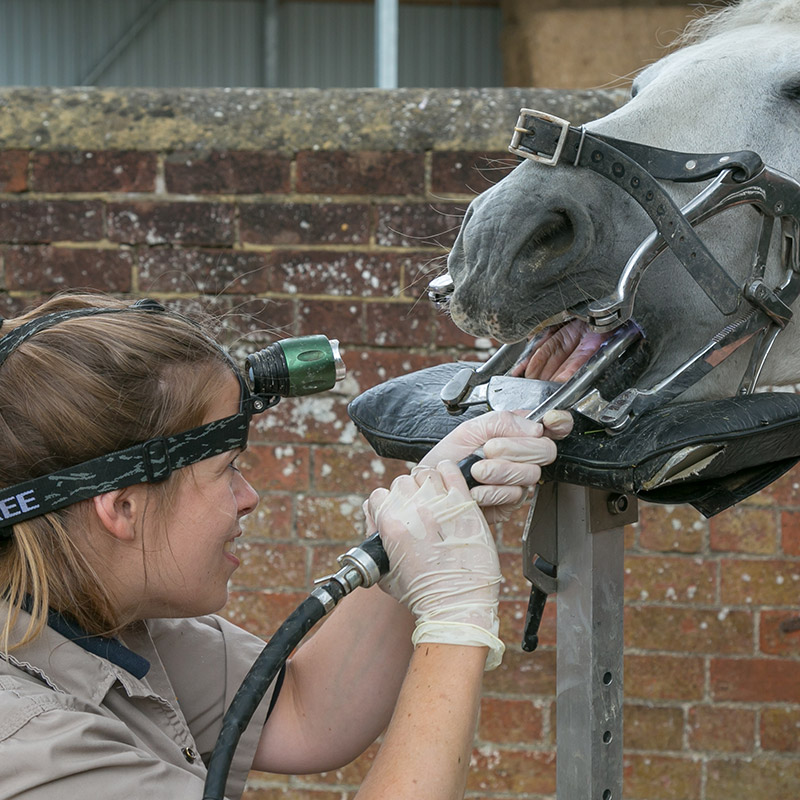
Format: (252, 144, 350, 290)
(0, 608, 280, 800)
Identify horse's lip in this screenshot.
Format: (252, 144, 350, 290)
(512, 318, 614, 383)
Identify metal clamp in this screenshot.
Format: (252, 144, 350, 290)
(509, 109, 571, 167)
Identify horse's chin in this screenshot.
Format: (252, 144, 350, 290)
(510, 319, 614, 383)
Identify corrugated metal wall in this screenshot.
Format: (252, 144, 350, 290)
(0, 0, 502, 88)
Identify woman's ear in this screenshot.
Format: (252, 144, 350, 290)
(92, 488, 141, 541)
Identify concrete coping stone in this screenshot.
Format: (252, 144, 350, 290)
(0, 86, 627, 152)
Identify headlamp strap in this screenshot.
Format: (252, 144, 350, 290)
(0, 300, 165, 369)
(0, 411, 250, 539)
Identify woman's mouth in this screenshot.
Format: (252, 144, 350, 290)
(223, 536, 241, 565)
(510, 319, 613, 383)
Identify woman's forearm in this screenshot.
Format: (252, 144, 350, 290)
(355, 643, 486, 800)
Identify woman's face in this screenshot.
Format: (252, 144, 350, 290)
(135, 375, 259, 619)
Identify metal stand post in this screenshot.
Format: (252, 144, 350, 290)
(522, 482, 637, 800)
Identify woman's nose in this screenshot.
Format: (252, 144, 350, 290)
(235, 472, 259, 517)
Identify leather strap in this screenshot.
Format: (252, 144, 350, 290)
(510, 113, 765, 315)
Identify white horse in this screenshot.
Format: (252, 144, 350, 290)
(445, 0, 800, 412)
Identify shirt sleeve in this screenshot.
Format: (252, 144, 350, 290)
(147, 615, 282, 800)
(0, 699, 208, 800)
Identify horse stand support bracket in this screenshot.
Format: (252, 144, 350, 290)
(523, 482, 638, 800)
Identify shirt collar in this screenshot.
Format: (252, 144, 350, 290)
(0, 603, 152, 704)
(42, 607, 150, 679)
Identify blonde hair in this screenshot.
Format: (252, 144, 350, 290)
(0, 293, 233, 652)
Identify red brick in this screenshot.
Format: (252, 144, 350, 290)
(296, 151, 424, 196)
(231, 542, 308, 591)
(221, 589, 308, 639)
(625, 521, 638, 549)
(309, 543, 357, 579)
(467, 747, 556, 795)
(711, 657, 800, 702)
(709, 505, 778, 554)
(623, 753, 702, 799)
(297, 299, 364, 343)
(781, 510, 800, 556)
(240, 202, 371, 245)
(296, 494, 365, 542)
(107, 201, 234, 245)
(498, 599, 529, 645)
(431, 150, 516, 195)
(364, 300, 435, 347)
(625, 654, 705, 700)
(137, 247, 271, 294)
(637, 502, 707, 552)
(375, 202, 465, 248)
(219, 298, 297, 345)
(240, 492, 294, 540)
(432, 308, 490, 348)
(165, 151, 290, 194)
(0, 150, 29, 192)
(625, 606, 753, 655)
(250, 395, 354, 446)
(264, 251, 404, 299)
(0, 199, 103, 242)
(239, 444, 311, 492)
(762, 462, 800, 506)
(687, 705, 755, 753)
(31, 150, 156, 192)
(760, 609, 800, 657)
(706, 757, 800, 800)
(312, 446, 408, 495)
(625, 704, 684, 750)
(478, 696, 546, 745)
(761, 707, 800, 753)
(4, 245, 132, 292)
(483, 647, 556, 696)
(720, 558, 800, 606)
(624, 554, 716, 605)
(348, 348, 456, 398)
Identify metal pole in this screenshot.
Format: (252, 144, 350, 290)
(262, 0, 279, 88)
(555, 483, 633, 800)
(524, 482, 635, 799)
(374, 0, 398, 88)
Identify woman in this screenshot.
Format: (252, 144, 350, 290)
(0, 293, 570, 800)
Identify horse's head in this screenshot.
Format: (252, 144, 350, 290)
(447, 0, 800, 403)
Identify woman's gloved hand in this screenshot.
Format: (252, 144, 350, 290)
(418, 409, 573, 522)
(365, 460, 504, 670)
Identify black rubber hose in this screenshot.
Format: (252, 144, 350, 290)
(202, 591, 337, 800)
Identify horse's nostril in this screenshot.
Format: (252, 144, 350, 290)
(520, 210, 575, 262)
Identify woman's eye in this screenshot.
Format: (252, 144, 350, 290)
(229, 460, 241, 473)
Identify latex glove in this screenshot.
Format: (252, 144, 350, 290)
(365, 460, 504, 670)
(418, 409, 573, 522)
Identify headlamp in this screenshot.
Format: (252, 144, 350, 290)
(0, 301, 345, 537)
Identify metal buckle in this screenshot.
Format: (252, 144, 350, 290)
(508, 109, 571, 167)
(142, 437, 172, 482)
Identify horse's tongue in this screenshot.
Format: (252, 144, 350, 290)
(512, 319, 611, 383)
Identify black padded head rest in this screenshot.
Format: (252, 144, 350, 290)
(348, 361, 800, 517)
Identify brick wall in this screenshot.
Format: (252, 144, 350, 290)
(1, 86, 799, 800)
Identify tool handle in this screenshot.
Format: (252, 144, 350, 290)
(456, 452, 484, 489)
(521, 557, 557, 652)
